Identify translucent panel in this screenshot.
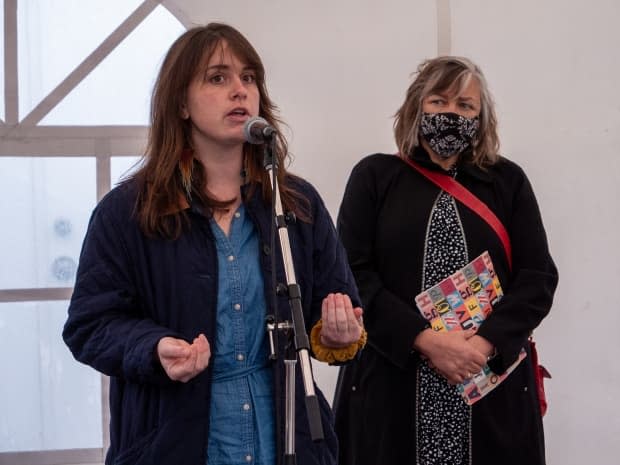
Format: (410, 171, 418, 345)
(0, 0, 5, 121)
(0, 301, 102, 452)
(111, 156, 141, 186)
(0, 158, 96, 289)
(42, 5, 185, 125)
(18, 0, 143, 121)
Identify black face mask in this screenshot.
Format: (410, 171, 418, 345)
(420, 112, 479, 159)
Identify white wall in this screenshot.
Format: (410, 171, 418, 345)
(167, 1, 620, 464)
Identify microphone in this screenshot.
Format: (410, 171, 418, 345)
(244, 116, 276, 145)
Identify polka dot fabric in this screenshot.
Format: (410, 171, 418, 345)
(417, 169, 471, 465)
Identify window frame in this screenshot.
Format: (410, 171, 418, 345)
(0, 1, 190, 464)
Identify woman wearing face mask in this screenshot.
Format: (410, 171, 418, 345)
(333, 56, 558, 465)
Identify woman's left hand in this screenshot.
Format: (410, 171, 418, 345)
(467, 334, 495, 359)
(319, 293, 364, 348)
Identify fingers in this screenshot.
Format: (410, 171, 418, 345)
(181, 334, 210, 381)
(438, 365, 482, 385)
(451, 331, 487, 367)
(467, 334, 495, 361)
(431, 364, 461, 385)
(320, 293, 364, 348)
(177, 344, 199, 382)
(441, 368, 471, 385)
(429, 361, 463, 384)
(158, 334, 211, 383)
(335, 293, 350, 333)
(463, 328, 477, 340)
(321, 293, 341, 343)
(341, 294, 364, 329)
(193, 334, 211, 372)
(424, 331, 489, 384)
(157, 337, 191, 359)
(470, 350, 487, 368)
(322, 293, 348, 334)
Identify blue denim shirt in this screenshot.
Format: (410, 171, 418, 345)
(64, 177, 360, 465)
(207, 205, 275, 465)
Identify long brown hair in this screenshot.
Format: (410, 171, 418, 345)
(394, 56, 500, 168)
(131, 23, 308, 238)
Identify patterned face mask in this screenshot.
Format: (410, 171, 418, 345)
(420, 112, 479, 159)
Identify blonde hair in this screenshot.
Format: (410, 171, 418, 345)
(394, 56, 500, 167)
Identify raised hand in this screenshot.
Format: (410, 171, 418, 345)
(157, 334, 211, 383)
(319, 293, 364, 348)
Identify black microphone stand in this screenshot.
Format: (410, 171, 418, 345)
(262, 134, 324, 465)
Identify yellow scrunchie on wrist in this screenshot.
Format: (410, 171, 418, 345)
(310, 319, 367, 364)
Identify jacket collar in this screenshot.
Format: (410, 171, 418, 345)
(408, 145, 493, 183)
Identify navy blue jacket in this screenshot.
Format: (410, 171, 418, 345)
(63, 176, 360, 465)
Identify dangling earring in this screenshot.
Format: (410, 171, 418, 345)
(179, 148, 194, 199)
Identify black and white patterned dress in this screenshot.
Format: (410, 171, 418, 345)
(416, 167, 471, 465)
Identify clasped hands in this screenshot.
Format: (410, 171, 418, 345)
(414, 328, 494, 385)
(157, 292, 363, 383)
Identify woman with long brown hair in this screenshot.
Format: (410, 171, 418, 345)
(64, 23, 365, 465)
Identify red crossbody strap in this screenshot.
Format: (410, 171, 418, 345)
(402, 156, 513, 271)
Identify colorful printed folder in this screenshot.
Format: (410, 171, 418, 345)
(415, 251, 526, 405)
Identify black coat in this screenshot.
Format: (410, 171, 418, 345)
(63, 177, 360, 465)
(333, 151, 558, 465)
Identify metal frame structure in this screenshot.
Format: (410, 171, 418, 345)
(0, 2, 190, 464)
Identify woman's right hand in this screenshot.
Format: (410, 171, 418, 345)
(157, 334, 211, 383)
(413, 329, 486, 384)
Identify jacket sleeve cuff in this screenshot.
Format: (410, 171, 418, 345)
(310, 319, 367, 364)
